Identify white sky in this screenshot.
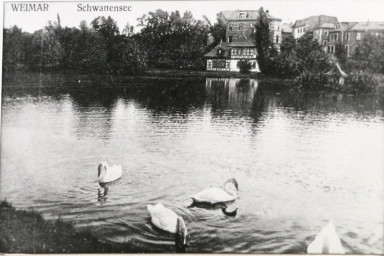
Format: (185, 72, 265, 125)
(2, 0, 384, 33)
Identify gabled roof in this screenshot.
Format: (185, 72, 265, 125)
(204, 33, 256, 58)
(228, 33, 255, 47)
(281, 23, 293, 33)
(349, 21, 384, 31)
(314, 23, 335, 29)
(218, 10, 281, 22)
(204, 42, 231, 58)
(330, 22, 358, 32)
(325, 63, 348, 77)
(293, 15, 338, 29)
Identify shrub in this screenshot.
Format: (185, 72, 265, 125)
(237, 59, 253, 74)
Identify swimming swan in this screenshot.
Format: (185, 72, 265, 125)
(307, 220, 345, 254)
(147, 203, 188, 252)
(191, 178, 238, 204)
(97, 161, 122, 184)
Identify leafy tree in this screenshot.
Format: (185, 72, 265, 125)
(3, 26, 25, 71)
(334, 42, 347, 65)
(137, 9, 210, 70)
(254, 7, 276, 74)
(352, 34, 384, 74)
(237, 60, 252, 74)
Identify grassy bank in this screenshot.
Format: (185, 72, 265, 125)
(0, 200, 141, 253)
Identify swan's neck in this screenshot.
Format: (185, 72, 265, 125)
(98, 165, 107, 179)
(224, 183, 237, 197)
(175, 217, 187, 252)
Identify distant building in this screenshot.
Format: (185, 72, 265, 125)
(281, 23, 293, 41)
(313, 23, 335, 51)
(217, 9, 282, 46)
(292, 15, 338, 39)
(204, 34, 259, 72)
(204, 9, 281, 72)
(345, 21, 384, 56)
(327, 22, 358, 54)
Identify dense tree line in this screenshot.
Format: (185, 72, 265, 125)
(254, 7, 331, 87)
(3, 11, 223, 74)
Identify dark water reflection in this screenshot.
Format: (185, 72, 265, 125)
(1, 76, 383, 253)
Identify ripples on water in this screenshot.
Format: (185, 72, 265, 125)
(1, 76, 383, 253)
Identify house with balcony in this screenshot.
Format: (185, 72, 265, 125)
(204, 9, 281, 72)
(292, 15, 338, 39)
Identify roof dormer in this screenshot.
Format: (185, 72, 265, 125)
(238, 12, 248, 19)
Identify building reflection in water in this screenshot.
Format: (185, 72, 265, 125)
(205, 78, 259, 115)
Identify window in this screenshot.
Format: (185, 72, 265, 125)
(335, 24, 340, 29)
(357, 32, 361, 40)
(228, 36, 233, 42)
(239, 12, 246, 19)
(325, 30, 329, 36)
(335, 34, 338, 41)
(231, 49, 236, 55)
(345, 33, 350, 41)
(217, 49, 224, 56)
(212, 60, 227, 68)
(345, 45, 350, 53)
(276, 35, 279, 43)
(239, 23, 243, 30)
(229, 25, 233, 31)
(323, 40, 327, 46)
(328, 45, 335, 53)
(277, 25, 280, 31)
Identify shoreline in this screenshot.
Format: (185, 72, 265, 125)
(2, 70, 383, 95)
(1, 69, 296, 89)
(0, 200, 144, 253)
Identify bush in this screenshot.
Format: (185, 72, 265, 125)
(237, 60, 252, 74)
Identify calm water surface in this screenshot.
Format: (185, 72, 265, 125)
(1, 76, 383, 253)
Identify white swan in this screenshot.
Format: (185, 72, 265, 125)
(97, 161, 122, 184)
(307, 220, 345, 254)
(191, 178, 238, 204)
(147, 203, 188, 251)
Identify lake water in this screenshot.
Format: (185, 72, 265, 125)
(1, 75, 383, 253)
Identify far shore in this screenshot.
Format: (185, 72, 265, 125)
(2, 69, 384, 94)
(1, 69, 296, 89)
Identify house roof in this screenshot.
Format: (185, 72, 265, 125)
(349, 21, 384, 31)
(204, 33, 256, 58)
(204, 42, 231, 58)
(228, 33, 256, 47)
(219, 10, 281, 21)
(325, 63, 348, 77)
(281, 23, 293, 33)
(293, 15, 338, 30)
(315, 23, 335, 29)
(330, 22, 358, 32)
